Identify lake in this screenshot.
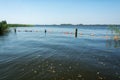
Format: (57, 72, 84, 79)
(0, 26, 120, 80)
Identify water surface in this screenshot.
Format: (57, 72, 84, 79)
(0, 26, 120, 80)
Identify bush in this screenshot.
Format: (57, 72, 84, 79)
(0, 21, 9, 35)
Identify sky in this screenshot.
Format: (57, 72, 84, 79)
(0, 0, 120, 24)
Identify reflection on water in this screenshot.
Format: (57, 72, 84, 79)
(0, 26, 120, 80)
(106, 38, 120, 48)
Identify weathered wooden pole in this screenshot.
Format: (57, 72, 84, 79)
(75, 28, 78, 38)
(45, 29, 47, 36)
(14, 28, 16, 33)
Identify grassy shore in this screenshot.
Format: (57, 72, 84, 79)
(8, 24, 34, 27)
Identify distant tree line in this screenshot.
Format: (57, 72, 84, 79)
(0, 21, 9, 35)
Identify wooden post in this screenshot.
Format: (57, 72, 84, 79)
(14, 28, 16, 33)
(75, 28, 78, 38)
(45, 29, 47, 36)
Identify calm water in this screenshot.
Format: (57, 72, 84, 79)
(0, 26, 120, 80)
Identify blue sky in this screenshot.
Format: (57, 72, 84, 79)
(0, 0, 120, 24)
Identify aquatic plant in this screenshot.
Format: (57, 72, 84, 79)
(109, 25, 120, 41)
(0, 20, 9, 35)
(109, 25, 120, 34)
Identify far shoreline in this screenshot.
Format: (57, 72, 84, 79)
(8, 24, 120, 27)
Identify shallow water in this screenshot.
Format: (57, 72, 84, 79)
(0, 26, 120, 80)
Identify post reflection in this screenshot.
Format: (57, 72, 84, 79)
(44, 29, 47, 36)
(106, 38, 120, 48)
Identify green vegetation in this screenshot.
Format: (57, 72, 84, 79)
(8, 24, 34, 27)
(0, 21, 9, 35)
(109, 25, 120, 34)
